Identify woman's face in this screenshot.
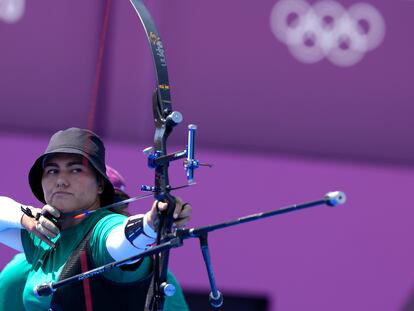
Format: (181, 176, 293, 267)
(41, 153, 102, 214)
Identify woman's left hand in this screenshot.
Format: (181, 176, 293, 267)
(146, 196, 192, 231)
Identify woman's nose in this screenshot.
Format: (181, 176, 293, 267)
(56, 173, 69, 188)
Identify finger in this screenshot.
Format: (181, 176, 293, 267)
(174, 196, 184, 205)
(22, 218, 55, 247)
(33, 223, 55, 247)
(174, 201, 191, 219)
(174, 216, 191, 228)
(172, 201, 183, 219)
(155, 201, 168, 212)
(177, 207, 192, 220)
(39, 217, 60, 236)
(42, 204, 61, 218)
(37, 222, 57, 239)
(36, 221, 58, 239)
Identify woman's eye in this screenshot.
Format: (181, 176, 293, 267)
(72, 168, 83, 173)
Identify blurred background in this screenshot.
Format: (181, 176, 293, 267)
(0, 0, 413, 310)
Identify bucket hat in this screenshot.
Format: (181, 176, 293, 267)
(28, 127, 114, 206)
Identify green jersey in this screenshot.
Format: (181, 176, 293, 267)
(0, 210, 188, 310)
(0, 253, 28, 311)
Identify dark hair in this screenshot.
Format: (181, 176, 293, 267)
(109, 189, 131, 216)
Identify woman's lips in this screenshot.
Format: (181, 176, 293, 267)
(52, 191, 72, 198)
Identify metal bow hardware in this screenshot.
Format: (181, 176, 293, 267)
(129, 1, 203, 309)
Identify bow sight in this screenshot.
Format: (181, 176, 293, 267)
(141, 123, 208, 192)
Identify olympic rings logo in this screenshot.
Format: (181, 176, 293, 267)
(270, 0, 386, 67)
(0, 0, 25, 24)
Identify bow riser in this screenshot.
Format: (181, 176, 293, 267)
(130, 1, 177, 310)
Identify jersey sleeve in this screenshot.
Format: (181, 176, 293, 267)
(89, 213, 152, 283)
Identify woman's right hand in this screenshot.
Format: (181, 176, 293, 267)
(21, 205, 60, 248)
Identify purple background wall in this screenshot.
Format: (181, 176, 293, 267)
(1, 0, 414, 310)
(1, 0, 414, 164)
(1, 134, 414, 311)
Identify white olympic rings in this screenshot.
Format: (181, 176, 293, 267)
(0, 0, 25, 24)
(270, 0, 386, 67)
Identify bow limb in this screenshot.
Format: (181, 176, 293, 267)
(129, 1, 178, 310)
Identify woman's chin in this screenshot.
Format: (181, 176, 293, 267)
(50, 200, 77, 214)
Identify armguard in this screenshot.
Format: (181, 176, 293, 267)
(125, 214, 157, 249)
(106, 213, 158, 261)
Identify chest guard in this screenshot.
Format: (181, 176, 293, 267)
(49, 229, 153, 311)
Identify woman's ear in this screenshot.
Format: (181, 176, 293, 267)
(98, 185, 104, 194)
(97, 177, 104, 194)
